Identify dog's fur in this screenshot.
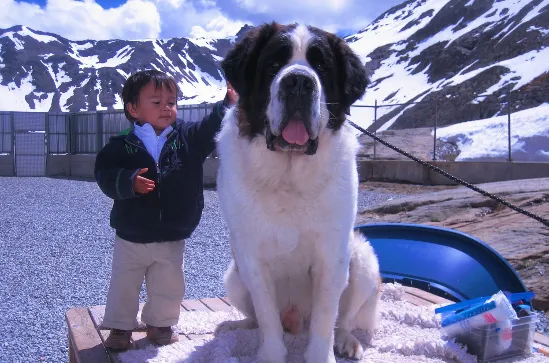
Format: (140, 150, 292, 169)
(214, 22, 381, 363)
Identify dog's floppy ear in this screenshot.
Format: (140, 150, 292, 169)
(221, 22, 280, 98)
(333, 37, 369, 109)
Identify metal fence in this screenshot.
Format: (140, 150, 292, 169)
(1, 95, 548, 176)
(351, 93, 549, 163)
(0, 103, 215, 176)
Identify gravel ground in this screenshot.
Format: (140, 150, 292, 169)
(0, 177, 406, 363)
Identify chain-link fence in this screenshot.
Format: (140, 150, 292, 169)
(0, 103, 215, 155)
(0, 103, 216, 176)
(351, 93, 549, 163)
(1, 95, 548, 177)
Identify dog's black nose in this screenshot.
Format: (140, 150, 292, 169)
(280, 74, 314, 96)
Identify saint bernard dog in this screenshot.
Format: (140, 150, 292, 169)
(214, 22, 381, 363)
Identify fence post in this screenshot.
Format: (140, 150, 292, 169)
(66, 114, 72, 155)
(70, 113, 77, 155)
(44, 113, 50, 155)
(97, 112, 104, 153)
(507, 91, 512, 162)
(11, 111, 15, 176)
(44, 113, 49, 176)
(433, 96, 438, 161)
(373, 100, 377, 160)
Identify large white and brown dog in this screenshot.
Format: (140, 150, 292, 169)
(214, 22, 381, 363)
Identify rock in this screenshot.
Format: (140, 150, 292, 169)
(357, 178, 549, 310)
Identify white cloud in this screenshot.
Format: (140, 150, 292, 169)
(0, 0, 243, 41)
(153, 0, 247, 39)
(1, 0, 161, 40)
(233, 0, 374, 34)
(0, 0, 404, 41)
(189, 16, 245, 39)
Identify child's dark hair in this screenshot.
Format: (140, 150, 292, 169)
(122, 70, 180, 122)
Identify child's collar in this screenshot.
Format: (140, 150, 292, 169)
(134, 122, 173, 138)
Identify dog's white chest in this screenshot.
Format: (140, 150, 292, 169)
(261, 223, 301, 258)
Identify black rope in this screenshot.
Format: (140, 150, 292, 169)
(347, 119, 549, 228)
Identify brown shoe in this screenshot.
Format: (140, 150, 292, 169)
(104, 329, 133, 350)
(146, 325, 179, 345)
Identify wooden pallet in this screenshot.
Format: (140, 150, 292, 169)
(66, 287, 549, 363)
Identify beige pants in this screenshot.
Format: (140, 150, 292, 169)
(102, 235, 185, 330)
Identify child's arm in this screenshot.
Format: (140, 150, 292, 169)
(187, 83, 237, 160)
(94, 142, 151, 200)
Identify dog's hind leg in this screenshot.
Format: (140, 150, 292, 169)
(215, 259, 258, 333)
(335, 231, 381, 359)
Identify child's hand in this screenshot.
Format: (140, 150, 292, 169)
(226, 81, 238, 105)
(133, 168, 155, 194)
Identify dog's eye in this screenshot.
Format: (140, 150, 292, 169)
(270, 61, 280, 69)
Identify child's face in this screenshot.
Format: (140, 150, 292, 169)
(127, 81, 177, 134)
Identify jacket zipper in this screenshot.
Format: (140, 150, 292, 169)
(157, 161, 161, 223)
(127, 130, 177, 225)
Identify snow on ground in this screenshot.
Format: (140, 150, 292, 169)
(434, 103, 549, 161)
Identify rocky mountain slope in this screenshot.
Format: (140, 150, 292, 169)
(1, 0, 548, 134)
(347, 0, 549, 131)
(0, 25, 253, 112)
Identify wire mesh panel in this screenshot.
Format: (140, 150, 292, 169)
(0, 112, 12, 154)
(15, 132, 45, 176)
(13, 112, 45, 132)
(180, 104, 214, 122)
(13, 112, 46, 176)
(102, 111, 130, 147)
(73, 113, 98, 154)
(47, 113, 68, 154)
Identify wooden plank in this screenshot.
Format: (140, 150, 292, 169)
(88, 306, 106, 330)
(403, 286, 454, 305)
(69, 333, 77, 363)
(89, 304, 147, 331)
(219, 297, 233, 307)
(66, 308, 111, 363)
(403, 292, 432, 307)
(181, 299, 211, 311)
(200, 297, 232, 312)
(187, 333, 214, 341)
(535, 332, 549, 348)
(68, 291, 549, 362)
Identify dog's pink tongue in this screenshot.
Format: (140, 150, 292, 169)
(282, 119, 309, 145)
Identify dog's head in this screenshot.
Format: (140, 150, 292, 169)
(221, 22, 368, 155)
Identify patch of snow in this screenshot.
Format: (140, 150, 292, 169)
(0, 73, 38, 111)
(189, 38, 216, 51)
(435, 103, 549, 161)
(72, 42, 94, 51)
(60, 86, 76, 111)
(95, 45, 133, 68)
(527, 25, 549, 36)
(19, 26, 59, 43)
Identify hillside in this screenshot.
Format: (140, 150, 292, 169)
(347, 0, 549, 131)
(0, 0, 548, 134)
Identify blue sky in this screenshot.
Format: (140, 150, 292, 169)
(2, 0, 405, 41)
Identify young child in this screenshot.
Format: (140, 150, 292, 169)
(94, 69, 237, 350)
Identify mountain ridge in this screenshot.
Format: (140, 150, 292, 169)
(1, 0, 549, 132)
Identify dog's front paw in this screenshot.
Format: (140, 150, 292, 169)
(305, 333, 336, 363)
(215, 318, 257, 334)
(334, 328, 364, 360)
(257, 338, 287, 363)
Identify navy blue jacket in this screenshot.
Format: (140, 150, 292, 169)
(94, 100, 227, 243)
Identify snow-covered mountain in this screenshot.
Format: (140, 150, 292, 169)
(1, 0, 549, 133)
(0, 24, 253, 112)
(347, 0, 549, 131)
